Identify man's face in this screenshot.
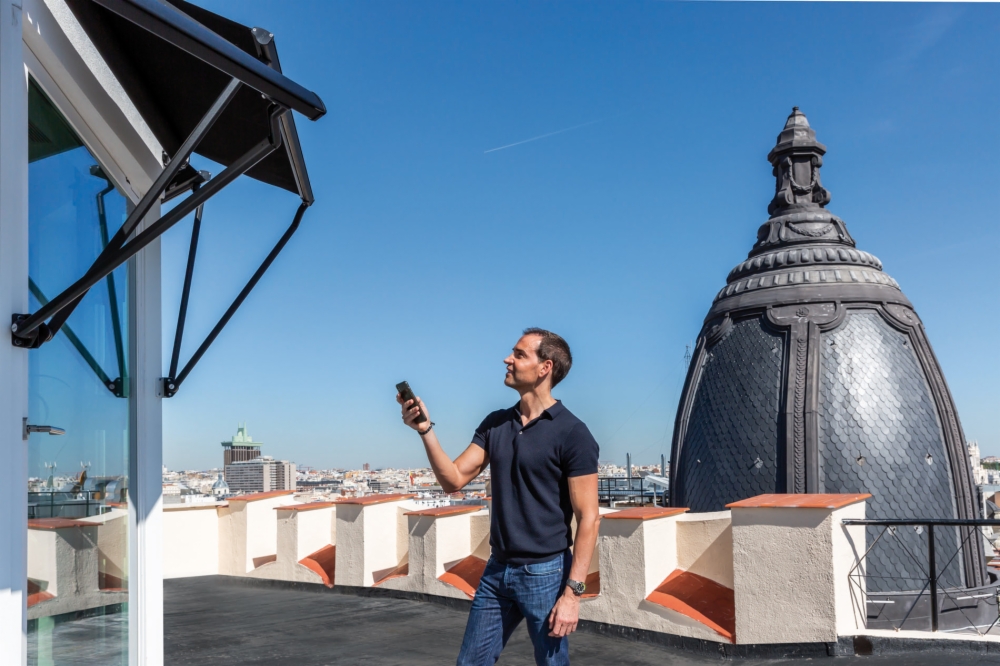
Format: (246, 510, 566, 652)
(503, 335, 552, 391)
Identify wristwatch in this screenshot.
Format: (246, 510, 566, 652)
(566, 579, 586, 596)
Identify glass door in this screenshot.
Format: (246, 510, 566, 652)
(25, 77, 131, 666)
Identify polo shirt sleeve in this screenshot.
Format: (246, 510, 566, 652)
(472, 411, 499, 452)
(562, 422, 600, 477)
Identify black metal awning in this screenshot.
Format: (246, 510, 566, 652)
(67, 0, 323, 198)
(12, 0, 326, 398)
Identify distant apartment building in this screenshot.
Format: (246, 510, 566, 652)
(222, 423, 262, 467)
(368, 479, 392, 493)
(225, 456, 297, 494)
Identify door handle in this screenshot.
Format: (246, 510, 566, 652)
(22, 418, 66, 440)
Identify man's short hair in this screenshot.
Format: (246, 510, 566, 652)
(523, 328, 573, 387)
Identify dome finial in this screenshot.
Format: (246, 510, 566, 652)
(767, 108, 829, 217)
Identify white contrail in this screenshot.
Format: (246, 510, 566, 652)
(484, 119, 602, 154)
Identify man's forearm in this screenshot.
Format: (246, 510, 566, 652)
(420, 430, 464, 492)
(567, 513, 599, 585)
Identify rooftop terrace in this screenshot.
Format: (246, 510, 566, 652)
(28, 491, 1000, 664)
(31, 576, 1000, 665)
(159, 577, 1000, 666)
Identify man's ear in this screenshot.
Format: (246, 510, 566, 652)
(539, 359, 553, 378)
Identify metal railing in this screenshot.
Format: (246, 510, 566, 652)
(27, 491, 114, 519)
(843, 518, 1000, 635)
(597, 476, 668, 506)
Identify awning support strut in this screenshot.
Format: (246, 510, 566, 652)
(11, 79, 290, 351)
(162, 200, 308, 397)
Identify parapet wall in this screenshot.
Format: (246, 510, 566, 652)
(156, 492, 878, 646)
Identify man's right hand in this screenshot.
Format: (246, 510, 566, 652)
(396, 393, 431, 432)
(396, 392, 488, 493)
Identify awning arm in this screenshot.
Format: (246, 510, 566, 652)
(92, 166, 127, 392)
(10, 80, 289, 350)
(27, 278, 123, 396)
(167, 199, 203, 381)
(162, 201, 309, 398)
(43, 78, 242, 340)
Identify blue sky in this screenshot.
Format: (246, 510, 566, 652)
(161, 1, 1000, 471)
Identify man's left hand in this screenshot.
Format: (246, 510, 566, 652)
(547, 589, 580, 637)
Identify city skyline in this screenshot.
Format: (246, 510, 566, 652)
(161, 2, 999, 471)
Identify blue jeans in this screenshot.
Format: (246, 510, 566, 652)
(456, 551, 571, 666)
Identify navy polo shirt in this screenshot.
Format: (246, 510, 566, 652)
(472, 400, 599, 565)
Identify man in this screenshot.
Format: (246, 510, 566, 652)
(397, 328, 600, 666)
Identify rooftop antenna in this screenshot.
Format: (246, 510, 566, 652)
(683, 344, 692, 367)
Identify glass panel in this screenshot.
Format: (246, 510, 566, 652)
(25, 78, 130, 666)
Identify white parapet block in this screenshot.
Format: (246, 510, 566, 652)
(334, 494, 419, 587)
(728, 493, 870, 645)
(79, 507, 129, 589)
(249, 501, 337, 586)
(26, 518, 127, 619)
(163, 503, 225, 579)
(379, 505, 488, 599)
(579, 507, 736, 643)
(218, 490, 297, 575)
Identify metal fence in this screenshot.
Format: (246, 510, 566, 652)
(597, 476, 667, 507)
(843, 518, 1000, 635)
(28, 491, 113, 519)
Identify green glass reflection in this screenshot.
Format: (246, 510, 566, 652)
(26, 78, 130, 666)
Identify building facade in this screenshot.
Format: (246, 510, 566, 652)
(225, 456, 296, 494)
(222, 423, 262, 467)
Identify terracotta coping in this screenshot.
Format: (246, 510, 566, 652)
(646, 569, 735, 642)
(299, 545, 336, 587)
(275, 502, 338, 512)
(582, 571, 601, 599)
(404, 505, 482, 517)
(336, 493, 415, 506)
(726, 493, 872, 510)
(27, 518, 93, 530)
(27, 590, 55, 608)
(252, 554, 277, 569)
(228, 490, 295, 502)
(163, 503, 226, 511)
(438, 555, 487, 599)
(372, 562, 409, 586)
(604, 507, 689, 521)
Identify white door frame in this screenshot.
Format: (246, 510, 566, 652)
(3, 0, 165, 663)
(0, 1, 30, 664)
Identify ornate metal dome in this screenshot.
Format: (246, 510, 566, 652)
(668, 108, 986, 592)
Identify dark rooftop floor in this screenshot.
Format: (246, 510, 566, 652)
(163, 577, 1000, 665)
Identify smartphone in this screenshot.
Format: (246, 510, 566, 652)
(396, 381, 428, 424)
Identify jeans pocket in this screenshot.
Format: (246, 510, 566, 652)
(524, 558, 563, 576)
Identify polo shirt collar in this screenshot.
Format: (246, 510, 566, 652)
(512, 399, 564, 422)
